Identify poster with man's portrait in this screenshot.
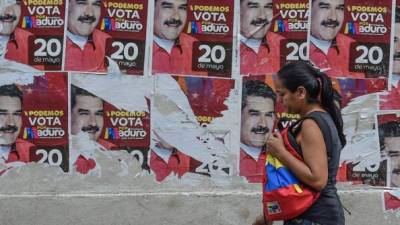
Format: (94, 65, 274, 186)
(0, 73, 69, 172)
(0, 0, 66, 70)
(64, 0, 150, 74)
(308, 0, 393, 78)
(152, 0, 234, 77)
(69, 73, 151, 175)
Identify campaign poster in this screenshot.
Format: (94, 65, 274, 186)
(0, 0, 66, 71)
(240, 75, 275, 183)
(378, 113, 400, 188)
(70, 74, 151, 174)
(100, 0, 149, 75)
(240, 0, 278, 75)
(152, 75, 237, 182)
(240, 74, 301, 183)
(242, 74, 300, 130)
(102, 102, 150, 169)
(335, 77, 387, 185)
(240, 0, 308, 76)
(308, 0, 393, 78)
(152, 0, 234, 77)
(274, 0, 309, 68)
(64, 0, 149, 74)
(0, 73, 69, 173)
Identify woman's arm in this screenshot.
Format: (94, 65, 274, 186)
(267, 119, 328, 191)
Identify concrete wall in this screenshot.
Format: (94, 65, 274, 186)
(0, 161, 399, 225)
(1, 0, 400, 224)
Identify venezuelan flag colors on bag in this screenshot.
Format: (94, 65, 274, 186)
(263, 128, 320, 221)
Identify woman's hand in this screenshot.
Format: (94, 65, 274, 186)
(266, 131, 286, 158)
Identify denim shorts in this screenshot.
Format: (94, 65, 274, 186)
(284, 219, 321, 225)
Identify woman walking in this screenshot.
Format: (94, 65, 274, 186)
(254, 61, 346, 225)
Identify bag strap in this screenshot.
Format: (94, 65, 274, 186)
(285, 112, 333, 160)
(281, 128, 303, 161)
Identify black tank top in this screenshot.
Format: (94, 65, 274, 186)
(287, 111, 345, 225)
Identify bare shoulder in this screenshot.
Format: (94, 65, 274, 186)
(300, 118, 324, 141)
(301, 118, 320, 129)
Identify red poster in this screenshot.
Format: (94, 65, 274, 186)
(240, 75, 301, 183)
(309, 0, 393, 78)
(64, 0, 149, 74)
(70, 84, 150, 174)
(1, 0, 66, 70)
(0, 73, 69, 171)
(175, 76, 234, 124)
(274, 0, 309, 68)
(332, 77, 387, 107)
(378, 114, 400, 188)
(240, 0, 282, 75)
(102, 103, 150, 168)
(102, 104, 149, 149)
(100, 0, 148, 75)
(240, 0, 309, 76)
(240, 75, 275, 183)
(152, 0, 234, 77)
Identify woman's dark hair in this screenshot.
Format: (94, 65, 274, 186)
(277, 61, 346, 147)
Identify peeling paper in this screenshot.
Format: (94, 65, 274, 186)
(0, 0, 16, 8)
(0, 161, 26, 175)
(1, 162, 65, 179)
(152, 75, 234, 173)
(153, 75, 198, 126)
(341, 93, 381, 167)
(69, 133, 107, 168)
(0, 59, 44, 85)
(203, 87, 240, 179)
(1, 154, 144, 188)
(106, 57, 121, 75)
(342, 93, 380, 114)
(379, 88, 400, 111)
(390, 190, 400, 199)
(70, 133, 145, 177)
(71, 73, 152, 113)
(349, 143, 382, 173)
(207, 88, 240, 146)
(71, 73, 153, 177)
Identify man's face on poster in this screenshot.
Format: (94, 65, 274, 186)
(241, 96, 274, 148)
(0, 0, 21, 35)
(0, 96, 22, 146)
(71, 95, 104, 141)
(68, 0, 101, 36)
(393, 23, 400, 75)
(311, 0, 344, 41)
(385, 136, 400, 187)
(390, 155, 400, 188)
(154, 0, 187, 40)
(240, 0, 273, 40)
